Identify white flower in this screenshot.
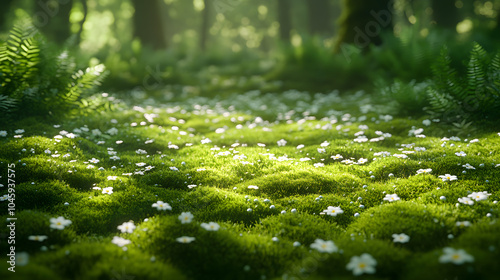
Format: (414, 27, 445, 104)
(346, 253, 377, 276)
(331, 154, 343, 160)
(322, 206, 343, 217)
(383, 194, 400, 202)
(296, 144, 305, 149)
(458, 197, 474, 205)
(277, 139, 287, 146)
(107, 127, 118, 135)
(468, 191, 491, 201)
(438, 174, 457, 181)
(117, 221, 136, 233)
(455, 151, 466, 157)
(439, 247, 474, 265)
(320, 141, 330, 147)
(422, 119, 431, 126)
(14, 252, 29, 266)
(314, 163, 325, 168)
(317, 148, 326, 153)
(357, 158, 368, 164)
(152, 201, 172, 211)
(455, 221, 472, 227)
(0, 130, 7, 137)
(392, 233, 410, 243)
(15, 129, 25, 134)
(462, 163, 475, 170)
(201, 138, 212, 144)
(416, 168, 432, 175)
(201, 222, 220, 231)
(89, 158, 100, 164)
(102, 187, 113, 195)
(248, 185, 259, 189)
(50, 216, 72, 230)
(91, 129, 102, 136)
(393, 154, 408, 159)
(178, 212, 194, 224)
(111, 236, 131, 247)
(176, 236, 195, 243)
(310, 239, 338, 253)
(28, 235, 48, 242)
(107, 176, 117, 180)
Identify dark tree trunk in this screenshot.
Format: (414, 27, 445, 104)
(0, 0, 15, 32)
(200, 0, 211, 50)
(277, 0, 292, 42)
(431, 0, 460, 29)
(76, 0, 88, 45)
(131, 0, 167, 49)
(334, 0, 394, 52)
(33, 0, 74, 45)
(306, 0, 332, 35)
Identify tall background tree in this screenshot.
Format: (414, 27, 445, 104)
(200, 0, 212, 50)
(0, 0, 15, 33)
(334, 0, 394, 52)
(131, 0, 167, 49)
(431, 0, 460, 29)
(306, 0, 333, 36)
(33, 0, 74, 45)
(277, 0, 292, 42)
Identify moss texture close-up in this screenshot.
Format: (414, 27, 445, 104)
(1, 0, 500, 279)
(1, 87, 499, 279)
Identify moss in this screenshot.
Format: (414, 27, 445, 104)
(64, 185, 182, 234)
(15, 156, 100, 189)
(237, 169, 363, 199)
(0, 263, 63, 280)
(11, 180, 83, 211)
(253, 213, 343, 245)
(0, 210, 77, 254)
(180, 187, 275, 225)
(29, 241, 187, 280)
(346, 201, 475, 251)
(131, 215, 300, 280)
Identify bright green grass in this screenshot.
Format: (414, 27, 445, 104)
(0, 89, 499, 280)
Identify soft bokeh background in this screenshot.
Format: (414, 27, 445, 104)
(2, 0, 500, 92)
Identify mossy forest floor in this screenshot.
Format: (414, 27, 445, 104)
(1, 85, 500, 280)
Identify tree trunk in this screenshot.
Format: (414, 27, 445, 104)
(431, 0, 460, 30)
(0, 0, 15, 32)
(33, 0, 74, 45)
(131, 0, 167, 49)
(277, 0, 292, 42)
(334, 0, 394, 52)
(76, 0, 88, 45)
(306, 0, 332, 35)
(200, 0, 211, 51)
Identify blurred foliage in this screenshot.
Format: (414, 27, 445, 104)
(0, 24, 110, 122)
(426, 42, 500, 124)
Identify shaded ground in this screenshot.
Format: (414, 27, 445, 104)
(1, 87, 500, 280)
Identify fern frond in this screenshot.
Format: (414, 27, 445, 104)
(426, 88, 456, 114)
(466, 42, 487, 100)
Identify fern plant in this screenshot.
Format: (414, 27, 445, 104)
(0, 24, 108, 122)
(426, 42, 500, 124)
